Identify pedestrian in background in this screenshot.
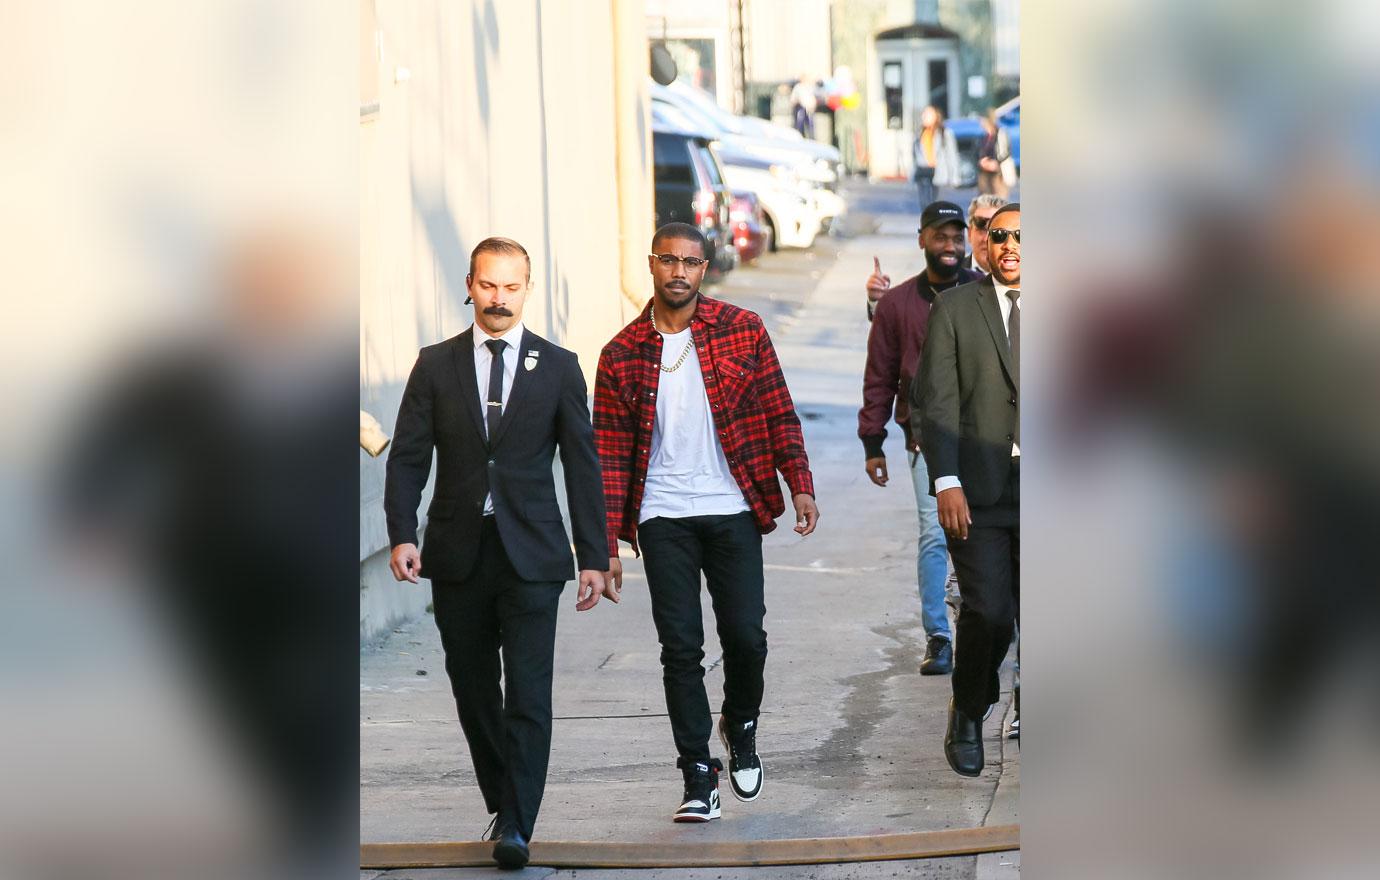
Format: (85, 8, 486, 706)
(790, 74, 817, 138)
(977, 111, 1014, 198)
(595, 223, 819, 825)
(913, 105, 960, 211)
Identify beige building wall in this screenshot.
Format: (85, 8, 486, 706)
(745, 0, 833, 85)
(359, 0, 652, 640)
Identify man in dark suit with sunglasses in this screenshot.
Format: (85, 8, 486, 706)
(912, 204, 1021, 777)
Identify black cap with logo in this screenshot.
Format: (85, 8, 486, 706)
(918, 200, 966, 232)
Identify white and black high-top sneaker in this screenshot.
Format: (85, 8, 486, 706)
(718, 716, 764, 802)
(673, 757, 722, 822)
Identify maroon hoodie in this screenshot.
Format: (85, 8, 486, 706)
(858, 268, 983, 457)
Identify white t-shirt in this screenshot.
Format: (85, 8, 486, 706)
(639, 328, 749, 523)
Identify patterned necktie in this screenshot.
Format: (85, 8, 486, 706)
(484, 338, 507, 444)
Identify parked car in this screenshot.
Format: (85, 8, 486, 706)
(652, 82, 839, 190)
(995, 96, 1020, 170)
(720, 160, 820, 250)
(654, 99, 821, 251)
(729, 191, 771, 263)
(664, 80, 844, 186)
(651, 119, 738, 276)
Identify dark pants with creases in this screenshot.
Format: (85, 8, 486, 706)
(431, 516, 562, 839)
(639, 512, 766, 763)
(946, 458, 1020, 720)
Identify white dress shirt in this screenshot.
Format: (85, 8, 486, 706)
(472, 320, 525, 514)
(934, 283, 1019, 495)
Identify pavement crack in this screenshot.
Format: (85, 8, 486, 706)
(596, 652, 615, 670)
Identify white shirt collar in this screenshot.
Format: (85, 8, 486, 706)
(471, 320, 526, 351)
(993, 279, 1019, 302)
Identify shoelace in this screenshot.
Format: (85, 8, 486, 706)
(727, 726, 755, 759)
(481, 814, 497, 841)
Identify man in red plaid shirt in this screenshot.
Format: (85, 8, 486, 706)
(595, 223, 819, 823)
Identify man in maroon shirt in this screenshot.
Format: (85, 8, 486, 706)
(859, 201, 983, 675)
(595, 223, 818, 824)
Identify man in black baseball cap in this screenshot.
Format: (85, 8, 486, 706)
(859, 200, 982, 678)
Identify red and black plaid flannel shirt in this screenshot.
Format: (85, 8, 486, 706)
(594, 295, 815, 556)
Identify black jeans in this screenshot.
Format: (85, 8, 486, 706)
(639, 512, 766, 763)
(431, 516, 563, 839)
(946, 458, 1020, 720)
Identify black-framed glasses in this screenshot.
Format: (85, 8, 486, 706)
(970, 216, 990, 231)
(651, 253, 708, 269)
(988, 228, 1021, 245)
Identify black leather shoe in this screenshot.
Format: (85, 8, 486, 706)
(920, 636, 953, 675)
(944, 699, 984, 777)
(492, 826, 530, 870)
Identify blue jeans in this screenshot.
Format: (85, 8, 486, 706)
(909, 450, 952, 641)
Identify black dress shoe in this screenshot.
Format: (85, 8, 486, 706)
(492, 826, 530, 870)
(944, 699, 984, 777)
(920, 636, 953, 675)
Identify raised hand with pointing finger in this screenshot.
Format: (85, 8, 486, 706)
(866, 255, 892, 304)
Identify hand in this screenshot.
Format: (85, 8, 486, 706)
(605, 556, 623, 602)
(575, 569, 604, 611)
(865, 456, 888, 487)
(979, 156, 999, 173)
(389, 543, 421, 583)
(866, 256, 891, 303)
(937, 487, 972, 541)
(792, 493, 819, 536)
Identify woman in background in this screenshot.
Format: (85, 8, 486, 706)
(913, 105, 959, 210)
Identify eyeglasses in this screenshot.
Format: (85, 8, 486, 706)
(650, 253, 708, 269)
(987, 228, 1021, 245)
(970, 216, 990, 231)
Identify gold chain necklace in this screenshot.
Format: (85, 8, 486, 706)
(650, 307, 695, 373)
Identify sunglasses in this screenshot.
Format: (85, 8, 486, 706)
(651, 253, 708, 269)
(987, 228, 1020, 245)
(970, 216, 990, 231)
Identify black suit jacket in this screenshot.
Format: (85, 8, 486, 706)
(384, 328, 607, 583)
(911, 276, 1019, 506)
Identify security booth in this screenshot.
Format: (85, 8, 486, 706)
(867, 23, 961, 180)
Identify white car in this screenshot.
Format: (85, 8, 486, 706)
(721, 164, 821, 250)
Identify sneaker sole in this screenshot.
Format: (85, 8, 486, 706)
(672, 810, 721, 823)
(718, 721, 763, 803)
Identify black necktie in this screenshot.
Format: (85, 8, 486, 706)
(484, 339, 507, 445)
(1006, 289, 1020, 446)
(1005, 289, 1020, 374)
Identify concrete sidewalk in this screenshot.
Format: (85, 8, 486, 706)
(360, 180, 1018, 878)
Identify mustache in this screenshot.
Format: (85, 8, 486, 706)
(483, 306, 514, 317)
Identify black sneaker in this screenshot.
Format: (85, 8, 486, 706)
(673, 757, 722, 822)
(718, 716, 764, 802)
(920, 635, 953, 675)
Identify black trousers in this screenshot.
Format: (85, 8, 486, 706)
(431, 516, 562, 839)
(946, 458, 1020, 720)
(639, 512, 766, 763)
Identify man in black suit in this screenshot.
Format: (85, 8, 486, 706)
(912, 204, 1020, 777)
(384, 237, 612, 868)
